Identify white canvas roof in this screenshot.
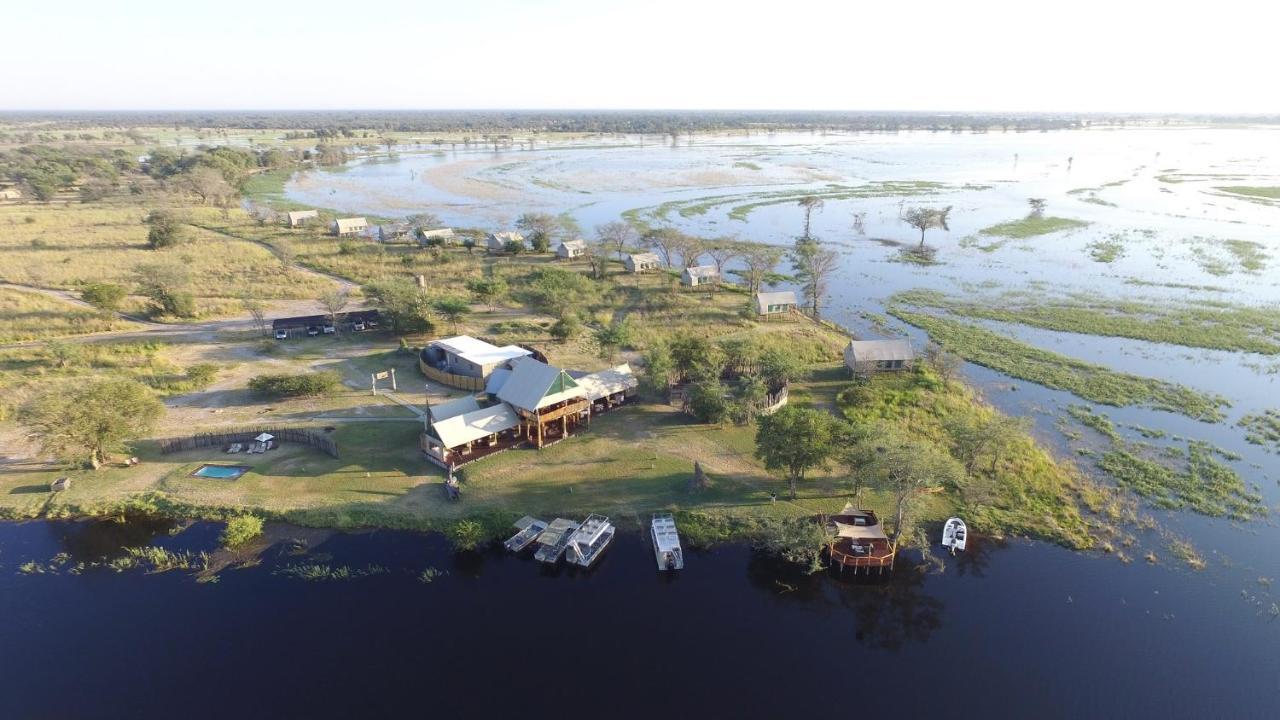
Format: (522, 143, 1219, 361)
(755, 290, 797, 312)
(431, 335, 532, 367)
(418, 227, 455, 239)
(427, 395, 481, 424)
(497, 359, 585, 412)
(845, 339, 914, 363)
(575, 364, 638, 402)
(430, 404, 519, 449)
(557, 239, 586, 252)
(287, 210, 318, 222)
(627, 252, 660, 265)
(334, 217, 367, 232)
(684, 265, 719, 279)
(487, 231, 524, 247)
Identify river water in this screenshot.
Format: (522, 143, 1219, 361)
(2, 518, 1277, 719)
(6, 128, 1279, 717)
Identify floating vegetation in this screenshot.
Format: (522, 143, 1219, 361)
(1087, 235, 1126, 263)
(1067, 405, 1121, 442)
(1239, 410, 1280, 452)
(1097, 442, 1264, 520)
(892, 288, 1280, 355)
(1187, 236, 1269, 276)
(1164, 534, 1206, 571)
(888, 308, 1228, 421)
(978, 215, 1089, 239)
(274, 563, 390, 582)
(1215, 186, 1280, 204)
(418, 567, 446, 584)
(124, 546, 211, 573)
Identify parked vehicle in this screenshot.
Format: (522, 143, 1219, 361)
(274, 329, 289, 340)
(306, 326, 321, 336)
(322, 324, 336, 334)
(353, 321, 367, 331)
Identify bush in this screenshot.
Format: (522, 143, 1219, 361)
(550, 314, 582, 342)
(145, 209, 186, 249)
(221, 515, 264, 547)
(81, 282, 129, 311)
(446, 519, 486, 551)
(185, 363, 219, 388)
(248, 371, 342, 399)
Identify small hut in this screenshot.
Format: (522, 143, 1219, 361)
(331, 217, 368, 237)
(555, 239, 587, 259)
(418, 227, 456, 246)
(681, 265, 720, 288)
(286, 210, 319, 228)
(843, 339, 915, 376)
(624, 252, 661, 273)
(754, 290, 798, 318)
(377, 223, 412, 243)
(486, 231, 525, 253)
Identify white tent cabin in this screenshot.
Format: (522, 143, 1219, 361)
(486, 231, 525, 253)
(286, 210, 319, 228)
(555, 239, 587, 259)
(843, 339, 915, 376)
(754, 290, 798, 318)
(624, 252, 661, 273)
(331, 217, 368, 237)
(417, 227, 456, 245)
(681, 265, 720, 287)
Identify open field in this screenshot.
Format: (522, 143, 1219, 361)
(0, 285, 138, 343)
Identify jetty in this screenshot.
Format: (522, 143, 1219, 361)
(823, 504, 895, 576)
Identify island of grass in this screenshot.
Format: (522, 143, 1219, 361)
(979, 215, 1089, 239)
(1215, 186, 1280, 201)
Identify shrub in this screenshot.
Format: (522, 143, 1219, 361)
(446, 519, 486, 551)
(550, 314, 582, 342)
(221, 515, 265, 547)
(145, 209, 186, 249)
(185, 363, 219, 387)
(248, 371, 342, 399)
(81, 282, 129, 311)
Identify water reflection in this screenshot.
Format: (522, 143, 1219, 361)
(53, 515, 176, 562)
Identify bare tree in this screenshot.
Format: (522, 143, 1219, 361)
(242, 298, 269, 336)
(317, 289, 350, 327)
(797, 196, 825, 239)
(902, 206, 953, 247)
(595, 221, 637, 261)
(851, 211, 867, 236)
(740, 243, 785, 295)
(703, 237, 740, 276)
(1028, 198, 1047, 218)
(789, 237, 840, 319)
(672, 234, 706, 268)
(642, 227, 683, 267)
(924, 342, 962, 384)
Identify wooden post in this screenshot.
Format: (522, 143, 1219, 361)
(390, 368, 397, 391)
(371, 373, 377, 395)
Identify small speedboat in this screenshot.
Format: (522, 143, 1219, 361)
(941, 517, 968, 554)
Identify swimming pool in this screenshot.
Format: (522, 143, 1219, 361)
(191, 464, 251, 480)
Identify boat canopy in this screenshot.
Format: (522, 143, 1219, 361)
(652, 515, 681, 552)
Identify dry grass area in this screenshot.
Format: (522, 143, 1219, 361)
(0, 285, 138, 343)
(0, 203, 340, 318)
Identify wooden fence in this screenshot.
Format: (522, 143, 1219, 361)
(419, 361, 487, 392)
(158, 427, 338, 458)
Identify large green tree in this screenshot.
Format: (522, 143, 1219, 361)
(21, 378, 164, 469)
(362, 278, 435, 334)
(755, 405, 844, 499)
(851, 429, 964, 547)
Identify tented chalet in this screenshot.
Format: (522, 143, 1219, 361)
(681, 265, 720, 287)
(286, 210, 319, 228)
(378, 223, 412, 242)
(418, 227, 456, 245)
(754, 290, 798, 318)
(486, 231, 525, 253)
(574, 364, 638, 413)
(497, 359, 590, 448)
(625, 252, 661, 273)
(844, 339, 915, 376)
(422, 335, 533, 380)
(421, 402, 521, 468)
(556, 239, 587, 259)
(331, 217, 368, 236)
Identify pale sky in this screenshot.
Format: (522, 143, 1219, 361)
(3, 0, 1273, 113)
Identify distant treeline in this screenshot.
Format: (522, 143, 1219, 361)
(4, 110, 1278, 135)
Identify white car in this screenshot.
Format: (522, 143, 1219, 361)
(274, 329, 288, 340)
(322, 324, 336, 334)
(353, 321, 366, 331)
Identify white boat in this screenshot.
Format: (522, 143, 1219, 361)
(650, 513, 684, 571)
(504, 515, 548, 552)
(941, 517, 968, 554)
(534, 518, 581, 564)
(564, 514, 615, 568)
